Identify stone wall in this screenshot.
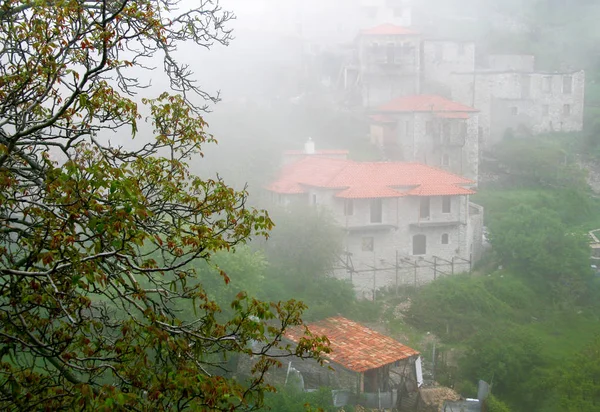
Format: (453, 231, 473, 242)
(422, 40, 476, 95)
(336, 194, 474, 297)
(450, 70, 585, 149)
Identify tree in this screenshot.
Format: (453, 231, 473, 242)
(552, 336, 600, 411)
(0, 1, 328, 410)
(489, 205, 590, 281)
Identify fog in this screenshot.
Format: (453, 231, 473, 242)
(5, 1, 600, 410)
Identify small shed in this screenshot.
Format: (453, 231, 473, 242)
(285, 316, 422, 407)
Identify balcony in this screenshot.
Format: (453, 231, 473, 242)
(410, 220, 460, 229)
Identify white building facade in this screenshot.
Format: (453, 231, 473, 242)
(267, 151, 484, 297)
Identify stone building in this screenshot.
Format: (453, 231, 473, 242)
(450, 55, 585, 149)
(347, 24, 422, 107)
(421, 39, 476, 96)
(266, 144, 484, 296)
(369, 94, 480, 183)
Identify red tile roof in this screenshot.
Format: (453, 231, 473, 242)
(378, 95, 477, 114)
(286, 317, 419, 373)
(360, 24, 420, 36)
(267, 157, 475, 198)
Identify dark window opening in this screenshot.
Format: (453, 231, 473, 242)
(413, 234, 427, 255)
(442, 197, 451, 213)
(420, 197, 430, 219)
(426, 121, 433, 136)
(542, 76, 552, 93)
(563, 104, 571, 116)
(442, 154, 450, 167)
(459, 122, 468, 137)
(370, 198, 383, 223)
(386, 43, 395, 64)
(344, 199, 354, 216)
(362, 237, 374, 252)
(441, 233, 449, 244)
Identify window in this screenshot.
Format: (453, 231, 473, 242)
(542, 105, 549, 116)
(521, 75, 531, 99)
(510, 107, 519, 116)
(370, 43, 379, 62)
(442, 122, 451, 143)
(563, 75, 573, 94)
(441, 153, 450, 167)
(413, 234, 427, 255)
(459, 122, 468, 138)
(344, 199, 354, 216)
(441, 233, 449, 244)
(426, 121, 433, 136)
(370, 198, 382, 223)
(419, 197, 430, 219)
(542, 76, 552, 93)
(362, 237, 374, 252)
(403, 43, 413, 56)
(312, 194, 317, 205)
(563, 104, 571, 116)
(386, 42, 395, 64)
(442, 197, 451, 213)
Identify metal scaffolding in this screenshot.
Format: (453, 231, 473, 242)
(335, 251, 472, 298)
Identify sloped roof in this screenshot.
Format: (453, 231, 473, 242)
(266, 157, 475, 199)
(360, 24, 420, 36)
(377, 95, 477, 114)
(286, 317, 419, 373)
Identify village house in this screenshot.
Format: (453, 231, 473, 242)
(421, 39, 476, 96)
(450, 54, 585, 149)
(369, 94, 479, 183)
(267, 141, 484, 296)
(346, 23, 422, 108)
(343, 23, 585, 151)
(284, 316, 422, 409)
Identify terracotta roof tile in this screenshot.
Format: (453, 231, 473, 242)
(360, 24, 420, 36)
(406, 184, 475, 196)
(266, 157, 475, 198)
(286, 317, 419, 373)
(377, 95, 477, 114)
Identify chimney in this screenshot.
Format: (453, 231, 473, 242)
(304, 137, 315, 154)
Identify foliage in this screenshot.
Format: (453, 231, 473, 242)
(551, 336, 600, 412)
(406, 274, 518, 340)
(0, 1, 330, 410)
(491, 138, 588, 191)
(461, 326, 545, 409)
(485, 394, 512, 412)
(489, 204, 591, 303)
(265, 204, 343, 283)
(262, 385, 341, 412)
